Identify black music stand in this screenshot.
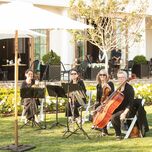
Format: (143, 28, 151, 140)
(47, 85, 67, 129)
(20, 88, 45, 129)
(61, 83, 90, 139)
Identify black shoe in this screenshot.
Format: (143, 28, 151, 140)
(116, 136, 123, 140)
(101, 132, 109, 136)
(91, 125, 96, 129)
(91, 126, 102, 131)
(102, 129, 108, 135)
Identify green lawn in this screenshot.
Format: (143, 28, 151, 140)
(0, 106, 152, 152)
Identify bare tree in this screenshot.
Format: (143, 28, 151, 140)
(69, 0, 148, 70)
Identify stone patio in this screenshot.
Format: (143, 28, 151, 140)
(0, 77, 152, 88)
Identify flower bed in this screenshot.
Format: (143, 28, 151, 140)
(0, 82, 152, 116)
(86, 83, 152, 106)
(133, 83, 152, 105)
(0, 88, 21, 116)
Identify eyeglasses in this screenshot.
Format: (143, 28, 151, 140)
(70, 73, 77, 75)
(118, 76, 125, 79)
(99, 74, 106, 76)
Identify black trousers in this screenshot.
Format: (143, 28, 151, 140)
(111, 110, 123, 136)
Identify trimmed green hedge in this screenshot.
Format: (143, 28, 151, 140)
(133, 55, 147, 64)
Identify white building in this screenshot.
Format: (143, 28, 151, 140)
(0, 0, 152, 77)
(29, 0, 152, 64)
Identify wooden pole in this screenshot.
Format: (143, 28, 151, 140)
(0, 31, 36, 151)
(14, 30, 19, 147)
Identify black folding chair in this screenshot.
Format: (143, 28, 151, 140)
(122, 60, 134, 77)
(0, 68, 8, 81)
(60, 62, 70, 80)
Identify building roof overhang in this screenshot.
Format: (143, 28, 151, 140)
(0, 0, 70, 7)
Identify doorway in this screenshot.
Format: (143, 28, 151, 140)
(0, 38, 30, 80)
(87, 42, 99, 63)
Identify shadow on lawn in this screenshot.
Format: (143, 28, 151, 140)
(0, 106, 152, 152)
(146, 112, 152, 137)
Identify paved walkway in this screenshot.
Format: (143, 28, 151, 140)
(0, 77, 152, 88)
(84, 77, 152, 87)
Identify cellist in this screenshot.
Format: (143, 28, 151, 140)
(111, 70, 134, 140)
(93, 69, 114, 136)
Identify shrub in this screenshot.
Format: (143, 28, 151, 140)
(133, 83, 152, 105)
(0, 88, 21, 116)
(42, 50, 60, 65)
(133, 55, 147, 64)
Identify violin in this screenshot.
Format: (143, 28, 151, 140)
(92, 85, 111, 116)
(100, 86, 111, 103)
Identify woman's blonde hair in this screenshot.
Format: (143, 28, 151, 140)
(96, 69, 109, 83)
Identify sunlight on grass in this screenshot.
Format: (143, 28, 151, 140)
(0, 106, 152, 152)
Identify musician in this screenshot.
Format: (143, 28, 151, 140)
(21, 69, 39, 123)
(94, 69, 114, 136)
(111, 70, 134, 140)
(111, 49, 121, 63)
(65, 69, 86, 122)
(111, 48, 121, 78)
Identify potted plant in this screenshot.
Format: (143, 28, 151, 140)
(41, 50, 61, 81)
(132, 55, 149, 78)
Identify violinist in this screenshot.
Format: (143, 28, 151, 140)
(94, 69, 114, 136)
(21, 69, 39, 123)
(111, 70, 134, 140)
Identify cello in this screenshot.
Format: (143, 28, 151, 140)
(93, 79, 127, 129)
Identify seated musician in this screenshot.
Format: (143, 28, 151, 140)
(111, 70, 134, 140)
(21, 69, 39, 123)
(65, 68, 87, 122)
(93, 69, 114, 136)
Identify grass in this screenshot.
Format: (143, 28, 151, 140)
(0, 106, 152, 152)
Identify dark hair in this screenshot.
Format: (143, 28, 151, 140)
(70, 68, 81, 81)
(25, 69, 33, 74)
(70, 68, 78, 74)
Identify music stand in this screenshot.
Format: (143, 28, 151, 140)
(47, 85, 67, 129)
(20, 87, 45, 129)
(61, 83, 90, 139)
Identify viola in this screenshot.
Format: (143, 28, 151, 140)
(100, 86, 111, 103)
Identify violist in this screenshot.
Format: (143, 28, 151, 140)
(93, 69, 114, 136)
(111, 70, 134, 140)
(65, 68, 87, 122)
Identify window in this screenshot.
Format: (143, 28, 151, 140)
(34, 29, 48, 60)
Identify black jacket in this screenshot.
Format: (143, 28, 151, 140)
(113, 82, 134, 113)
(96, 81, 114, 103)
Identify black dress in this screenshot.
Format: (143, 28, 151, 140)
(21, 79, 38, 120)
(65, 79, 86, 118)
(95, 81, 114, 108)
(94, 81, 115, 133)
